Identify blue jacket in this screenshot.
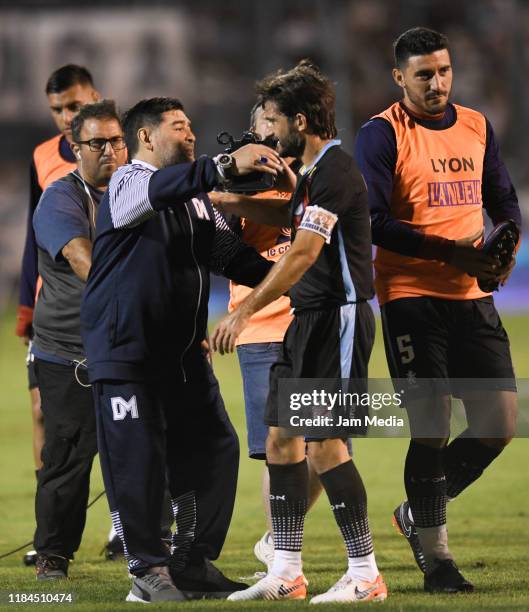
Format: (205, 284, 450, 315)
(81, 156, 272, 383)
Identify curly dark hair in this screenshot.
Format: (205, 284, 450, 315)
(71, 99, 121, 143)
(394, 27, 449, 67)
(255, 59, 337, 139)
(122, 97, 184, 157)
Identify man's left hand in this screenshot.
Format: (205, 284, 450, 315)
(211, 309, 251, 355)
(497, 255, 516, 287)
(274, 158, 298, 193)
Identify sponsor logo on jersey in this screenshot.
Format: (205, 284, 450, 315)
(267, 243, 291, 257)
(427, 180, 482, 207)
(430, 157, 475, 173)
(274, 227, 291, 247)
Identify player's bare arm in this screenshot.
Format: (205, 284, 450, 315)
(62, 236, 92, 282)
(209, 191, 290, 227)
(211, 229, 325, 354)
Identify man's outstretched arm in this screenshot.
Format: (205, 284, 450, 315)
(209, 191, 290, 227)
(110, 145, 281, 229)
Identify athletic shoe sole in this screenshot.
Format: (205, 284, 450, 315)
(392, 503, 427, 573)
(126, 591, 148, 603)
(126, 588, 189, 603)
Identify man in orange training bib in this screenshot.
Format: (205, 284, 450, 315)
(210, 103, 324, 573)
(355, 27, 521, 594)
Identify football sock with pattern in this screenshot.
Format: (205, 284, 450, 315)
(319, 460, 378, 582)
(268, 459, 309, 581)
(405, 440, 451, 569)
(160, 487, 175, 542)
(444, 433, 503, 500)
(170, 491, 196, 571)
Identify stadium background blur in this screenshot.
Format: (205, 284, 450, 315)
(0, 1, 528, 609)
(0, 0, 528, 313)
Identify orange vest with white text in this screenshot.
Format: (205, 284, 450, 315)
(228, 190, 293, 345)
(373, 102, 489, 305)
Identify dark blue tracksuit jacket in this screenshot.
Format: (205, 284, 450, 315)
(80, 156, 272, 383)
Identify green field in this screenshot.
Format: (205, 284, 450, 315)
(0, 310, 528, 610)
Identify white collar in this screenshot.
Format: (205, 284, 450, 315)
(131, 158, 159, 171)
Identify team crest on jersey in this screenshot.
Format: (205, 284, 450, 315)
(275, 227, 291, 246)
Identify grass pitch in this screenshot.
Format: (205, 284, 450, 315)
(0, 309, 528, 610)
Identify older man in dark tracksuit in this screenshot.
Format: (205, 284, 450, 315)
(80, 97, 282, 603)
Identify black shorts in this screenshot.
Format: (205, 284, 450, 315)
(265, 302, 375, 433)
(381, 296, 516, 397)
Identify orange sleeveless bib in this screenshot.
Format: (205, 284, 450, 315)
(33, 134, 77, 304)
(228, 190, 293, 345)
(33, 134, 76, 191)
(373, 102, 489, 304)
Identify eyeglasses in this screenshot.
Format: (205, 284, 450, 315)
(75, 137, 126, 152)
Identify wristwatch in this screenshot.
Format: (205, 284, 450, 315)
(213, 153, 234, 186)
(214, 153, 234, 171)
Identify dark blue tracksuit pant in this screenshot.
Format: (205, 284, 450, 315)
(93, 359, 239, 575)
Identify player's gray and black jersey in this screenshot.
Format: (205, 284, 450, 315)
(288, 141, 374, 310)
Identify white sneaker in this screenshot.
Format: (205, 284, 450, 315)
(253, 531, 274, 571)
(310, 573, 387, 604)
(227, 573, 307, 601)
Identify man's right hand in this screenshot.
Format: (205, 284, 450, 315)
(15, 305, 33, 344)
(274, 157, 298, 193)
(450, 229, 498, 279)
(231, 144, 282, 176)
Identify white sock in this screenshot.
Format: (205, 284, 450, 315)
(347, 552, 379, 582)
(270, 550, 302, 581)
(108, 525, 117, 541)
(416, 524, 452, 571)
